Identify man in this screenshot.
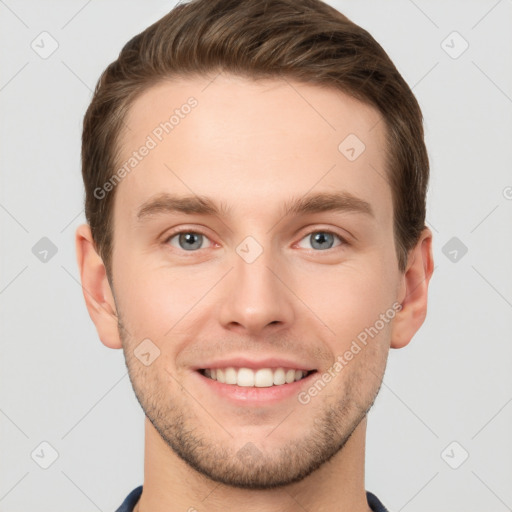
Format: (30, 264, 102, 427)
(75, 0, 434, 510)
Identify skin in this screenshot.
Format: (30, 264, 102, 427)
(75, 73, 433, 512)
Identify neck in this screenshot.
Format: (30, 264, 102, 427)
(135, 416, 372, 512)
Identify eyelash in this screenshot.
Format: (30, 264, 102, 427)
(163, 228, 349, 254)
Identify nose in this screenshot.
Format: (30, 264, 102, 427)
(218, 242, 295, 336)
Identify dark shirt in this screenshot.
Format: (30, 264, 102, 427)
(115, 485, 390, 511)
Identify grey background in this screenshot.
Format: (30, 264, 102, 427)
(1, 0, 511, 511)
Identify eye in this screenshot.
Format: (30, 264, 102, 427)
(163, 228, 347, 253)
(296, 230, 346, 251)
(165, 230, 213, 251)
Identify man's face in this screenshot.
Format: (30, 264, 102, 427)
(109, 74, 402, 488)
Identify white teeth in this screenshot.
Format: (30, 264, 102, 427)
(202, 367, 310, 387)
(273, 368, 286, 385)
(224, 367, 237, 385)
(237, 368, 255, 387)
(254, 369, 273, 387)
(285, 369, 296, 384)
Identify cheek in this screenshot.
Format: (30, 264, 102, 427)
(116, 263, 214, 341)
(296, 258, 397, 348)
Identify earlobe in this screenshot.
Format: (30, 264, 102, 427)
(75, 223, 122, 349)
(390, 227, 434, 349)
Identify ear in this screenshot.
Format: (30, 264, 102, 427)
(390, 227, 434, 349)
(75, 223, 122, 349)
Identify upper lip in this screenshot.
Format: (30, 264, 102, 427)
(192, 357, 317, 372)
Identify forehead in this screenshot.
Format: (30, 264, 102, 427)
(113, 74, 391, 225)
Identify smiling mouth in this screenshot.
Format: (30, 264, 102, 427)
(198, 367, 317, 388)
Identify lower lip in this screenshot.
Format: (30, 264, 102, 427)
(193, 370, 317, 405)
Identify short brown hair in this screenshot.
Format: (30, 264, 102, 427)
(81, 0, 429, 280)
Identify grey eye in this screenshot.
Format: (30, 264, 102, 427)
(298, 231, 342, 251)
(167, 232, 211, 251)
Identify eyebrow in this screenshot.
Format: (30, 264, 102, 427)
(136, 191, 374, 222)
